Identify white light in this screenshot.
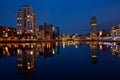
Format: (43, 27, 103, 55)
(52, 50, 55, 54)
(52, 27, 55, 31)
(28, 67, 31, 69)
(31, 36, 33, 39)
(30, 51, 33, 55)
(5, 33, 8, 37)
(31, 45, 33, 48)
(17, 32, 20, 34)
(91, 24, 97, 26)
(27, 15, 30, 18)
(116, 46, 118, 50)
(63, 43, 65, 48)
(75, 34, 78, 36)
(17, 49, 20, 53)
(75, 45, 78, 48)
(18, 64, 22, 67)
(5, 47, 8, 51)
(27, 62, 30, 65)
(17, 18, 20, 20)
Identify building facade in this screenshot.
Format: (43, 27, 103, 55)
(0, 26, 17, 39)
(99, 30, 110, 37)
(17, 5, 36, 39)
(38, 23, 59, 40)
(90, 16, 97, 39)
(111, 25, 120, 37)
(111, 24, 120, 40)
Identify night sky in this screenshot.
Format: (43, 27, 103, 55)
(0, 0, 120, 34)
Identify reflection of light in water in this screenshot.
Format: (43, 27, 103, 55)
(99, 42, 117, 46)
(52, 49, 55, 54)
(116, 46, 118, 49)
(99, 45, 102, 50)
(47, 43, 51, 48)
(27, 62, 31, 69)
(75, 45, 78, 48)
(17, 49, 20, 54)
(5, 47, 8, 51)
(107, 45, 109, 48)
(17, 49, 22, 55)
(31, 45, 33, 48)
(55, 42, 58, 46)
(63, 43, 65, 48)
(18, 64, 22, 67)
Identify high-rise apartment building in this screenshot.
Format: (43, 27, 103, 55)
(90, 16, 97, 38)
(17, 5, 36, 39)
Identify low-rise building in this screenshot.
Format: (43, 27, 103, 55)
(111, 25, 120, 37)
(111, 25, 120, 40)
(0, 26, 17, 39)
(99, 30, 110, 37)
(37, 23, 59, 40)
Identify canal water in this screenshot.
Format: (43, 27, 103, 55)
(0, 41, 120, 80)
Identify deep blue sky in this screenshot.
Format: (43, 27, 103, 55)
(0, 0, 120, 34)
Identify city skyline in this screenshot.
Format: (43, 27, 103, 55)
(0, 0, 120, 34)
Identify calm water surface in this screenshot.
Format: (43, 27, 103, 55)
(0, 41, 120, 80)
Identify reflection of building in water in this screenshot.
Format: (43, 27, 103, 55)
(111, 45, 120, 57)
(36, 42, 59, 58)
(89, 42, 97, 64)
(17, 44, 36, 77)
(0, 42, 59, 77)
(0, 44, 17, 57)
(61, 41, 80, 48)
(99, 44, 110, 51)
(99, 42, 120, 58)
(17, 42, 59, 77)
